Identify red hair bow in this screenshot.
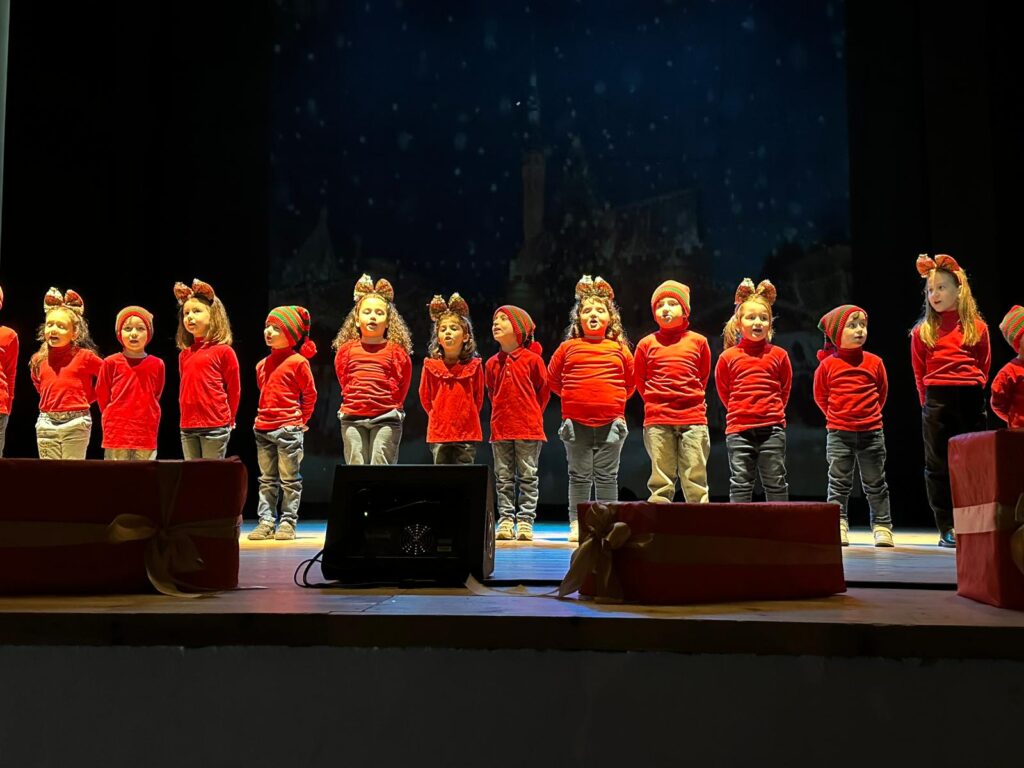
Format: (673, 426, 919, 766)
(43, 287, 85, 314)
(173, 278, 217, 305)
(734, 278, 777, 306)
(575, 275, 615, 301)
(428, 293, 470, 321)
(916, 254, 963, 284)
(353, 274, 395, 303)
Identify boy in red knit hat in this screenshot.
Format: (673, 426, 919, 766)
(248, 306, 318, 541)
(0, 284, 18, 457)
(991, 305, 1024, 429)
(635, 280, 711, 503)
(96, 306, 165, 460)
(813, 305, 893, 546)
(487, 304, 549, 540)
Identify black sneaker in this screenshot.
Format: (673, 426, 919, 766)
(937, 529, 956, 548)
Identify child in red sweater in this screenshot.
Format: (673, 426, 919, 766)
(333, 274, 413, 465)
(992, 305, 1024, 429)
(911, 254, 990, 548)
(715, 278, 791, 503)
(635, 280, 711, 504)
(96, 306, 165, 460)
(0, 284, 18, 457)
(29, 288, 102, 459)
(419, 293, 484, 465)
(248, 306, 318, 541)
(487, 305, 549, 541)
(813, 305, 893, 547)
(548, 276, 635, 543)
(174, 278, 240, 460)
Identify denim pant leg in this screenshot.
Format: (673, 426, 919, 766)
(677, 425, 711, 503)
(726, 431, 758, 503)
(856, 429, 892, 529)
(431, 442, 476, 464)
(340, 418, 371, 464)
(757, 426, 789, 501)
(368, 422, 402, 464)
(37, 413, 91, 460)
(105, 448, 158, 460)
(825, 430, 857, 523)
(513, 440, 542, 522)
(0, 413, 8, 457)
(492, 441, 517, 522)
(593, 420, 627, 504)
(276, 427, 305, 526)
(254, 429, 281, 524)
(180, 430, 203, 460)
(199, 427, 231, 459)
(643, 424, 679, 503)
(561, 419, 595, 524)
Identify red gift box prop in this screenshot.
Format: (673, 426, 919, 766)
(560, 501, 846, 604)
(0, 458, 246, 596)
(949, 430, 1024, 610)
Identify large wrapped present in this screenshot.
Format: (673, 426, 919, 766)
(949, 430, 1024, 610)
(560, 501, 846, 604)
(0, 458, 245, 596)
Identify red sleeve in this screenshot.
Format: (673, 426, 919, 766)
(533, 354, 551, 412)
(298, 359, 317, 424)
(255, 359, 267, 391)
(621, 345, 636, 399)
(2, 332, 17, 410)
(334, 344, 349, 393)
(778, 349, 792, 408)
(975, 324, 992, 382)
(395, 347, 412, 407)
(633, 338, 648, 400)
(910, 329, 927, 406)
(484, 357, 498, 401)
(697, 338, 711, 390)
(223, 347, 241, 425)
(95, 358, 113, 412)
(714, 353, 731, 409)
(990, 368, 1010, 424)
(877, 357, 889, 411)
(473, 363, 485, 411)
(154, 357, 165, 400)
(418, 363, 434, 414)
(812, 361, 829, 417)
(547, 344, 565, 397)
(30, 355, 42, 394)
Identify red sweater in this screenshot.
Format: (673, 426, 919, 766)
(335, 339, 412, 417)
(31, 345, 102, 413)
(714, 339, 792, 434)
(419, 357, 484, 443)
(485, 346, 550, 442)
(547, 337, 635, 427)
(812, 348, 887, 432)
(910, 312, 990, 405)
(0, 326, 18, 415)
(990, 357, 1024, 429)
(96, 353, 165, 450)
(255, 348, 317, 431)
(178, 341, 240, 429)
(634, 324, 710, 427)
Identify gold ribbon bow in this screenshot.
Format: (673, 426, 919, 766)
(353, 273, 395, 303)
(575, 275, 615, 301)
(43, 287, 85, 314)
(173, 278, 217, 305)
(916, 254, 963, 284)
(734, 278, 777, 306)
(428, 293, 470, 321)
(558, 503, 652, 600)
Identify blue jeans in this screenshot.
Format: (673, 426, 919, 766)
(493, 439, 543, 523)
(725, 425, 789, 502)
(825, 429, 892, 528)
(430, 442, 477, 464)
(339, 409, 404, 465)
(180, 426, 232, 460)
(254, 426, 305, 526)
(560, 418, 628, 523)
(0, 413, 7, 457)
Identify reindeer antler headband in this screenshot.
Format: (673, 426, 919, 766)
(353, 273, 395, 303)
(916, 254, 964, 285)
(43, 287, 85, 315)
(734, 278, 777, 307)
(173, 278, 217, 306)
(575, 275, 615, 301)
(428, 293, 470, 322)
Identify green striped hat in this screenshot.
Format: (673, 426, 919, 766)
(494, 305, 535, 346)
(818, 305, 866, 346)
(650, 280, 691, 316)
(266, 305, 311, 347)
(999, 305, 1024, 354)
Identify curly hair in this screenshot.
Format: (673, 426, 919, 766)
(176, 296, 234, 350)
(722, 297, 775, 349)
(912, 267, 984, 347)
(30, 308, 100, 376)
(427, 311, 479, 363)
(332, 295, 414, 355)
(563, 295, 631, 349)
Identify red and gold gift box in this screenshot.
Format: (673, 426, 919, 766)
(561, 501, 846, 604)
(0, 458, 246, 596)
(950, 430, 1024, 610)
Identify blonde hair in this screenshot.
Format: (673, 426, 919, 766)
(427, 311, 478, 363)
(722, 297, 775, 349)
(564, 295, 631, 348)
(176, 296, 233, 350)
(913, 267, 984, 347)
(332, 294, 414, 355)
(30, 308, 99, 376)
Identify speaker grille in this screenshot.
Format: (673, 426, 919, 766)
(400, 523, 435, 556)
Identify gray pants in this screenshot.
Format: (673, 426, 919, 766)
(430, 442, 476, 464)
(643, 424, 710, 503)
(36, 411, 92, 460)
(180, 426, 231, 460)
(493, 440, 543, 523)
(560, 418, 628, 523)
(725, 425, 789, 502)
(826, 429, 892, 528)
(340, 409, 404, 465)
(0, 413, 7, 457)
(255, 426, 305, 526)
(105, 448, 158, 460)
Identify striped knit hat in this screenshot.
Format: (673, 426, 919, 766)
(816, 305, 866, 361)
(115, 306, 154, 341)
(494, 305, 535, 347)
(267, 305, 317, 358)
(999, 305, 1024, 354)
(650, 280, 691, 316)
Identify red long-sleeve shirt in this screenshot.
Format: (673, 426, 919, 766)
(96, 353, 165, 450)
(812, 347, 887, 432)
(910, 312, 990, 405)
(334, 339, 412, 417)
(714, 338, 792, 434)
(255, 348, 317, 431)
(634, 325, 710, 427)
(485, 346, 550, 442)
(547, 337, 635, 427)
(990, 357, 1024, 429)
(178, 340, 240, 428)
(419, 357, 484, 443)
(31, 345, 102, 413)
(0, 326, 18, 415)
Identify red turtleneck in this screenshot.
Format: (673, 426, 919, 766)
(990, 357, 1024, 429)
(31, 344, 102, 412)
(96, 353, 165, 450)
(547, 337, 635, 427)
(813, 347, 887, 431)
(255, 347, 317, 431)
(485, 345, 550, 441)
(910, 311, 990, 405)
(0, 326, 18, 414)
(418, 357, 485, 442)
(634, 323, 711, 426)
(178, 339, 240, 428)
(714, 338, 792, 434)
(334, 339, 412, 417)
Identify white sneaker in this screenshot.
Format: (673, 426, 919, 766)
(496, 518, 515, 540)
(873, 526, 894, 547)
(568, 520, 579, 543)
(839, 519, 849, 547)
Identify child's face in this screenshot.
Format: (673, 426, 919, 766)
(841, 312, 868, 349)
(738, 301, 770, 342)
(120, 316, 149, 355)
(45, 309, 78, 348)
(492, 312, 518, 348)
(580, 298, 610, 337)
(437, 314, 466, 358)
(357, 296, 389, 339)
(182, 298, 212, 338)
(927, 271, 960, 313)
(264, 324, 292, 350)
(654, 297, 685, 330)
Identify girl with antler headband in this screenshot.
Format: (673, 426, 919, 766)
(0, 284, 17, 457)
(332, 274, 413, 465)
(548, 276, 635, 543)
(418, 293, 484, 464)
(29, 288, 102, 459)
(174, 278, 240, 460)
(715, 278, 792, 503)
(911, 254, 990, 548)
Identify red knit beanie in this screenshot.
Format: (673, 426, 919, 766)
(999, 305, 1024, 355)
(650, 280, 691, 316)
(817, 305, 866, 360)
(267, 305, 317, 359)
(115, 306, 154, 341)
(495, 305, 536, 346)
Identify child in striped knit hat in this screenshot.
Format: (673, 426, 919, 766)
(487, 304, 549, 541)
(813, 305, 893, 547)
(96, 306, 165, 460)
(249, 306, 318, 541)
(0, 284, 18, 457)
(635, 280, 711, 504)
(990, 305, 1024, 429)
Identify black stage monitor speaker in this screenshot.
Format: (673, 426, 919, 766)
(322, 464, 496, 585)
